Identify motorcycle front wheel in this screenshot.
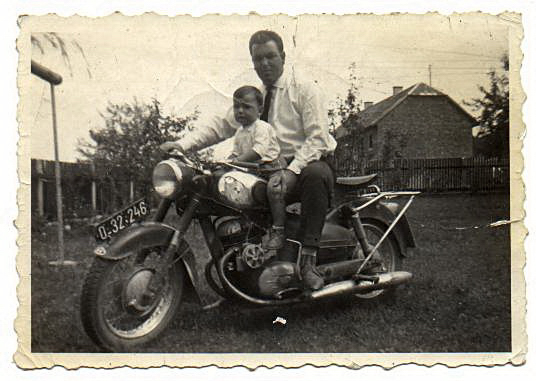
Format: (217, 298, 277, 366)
(80, 246, 185, 352)
(354, 220, 402, 299)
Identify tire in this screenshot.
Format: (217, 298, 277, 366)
(80, 246, 185, 352)
(353, 219, 402, 300)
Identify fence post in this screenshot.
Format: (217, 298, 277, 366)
(91, 162, 97, 214)
(130, 180, 134, 202)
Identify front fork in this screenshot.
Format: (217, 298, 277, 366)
(139, 196, 201, 303)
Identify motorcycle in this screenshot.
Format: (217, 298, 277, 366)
(80, 152, 419, 351)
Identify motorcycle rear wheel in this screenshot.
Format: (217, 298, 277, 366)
(80, 247, 185, 352)
(353, 220, 402, 299)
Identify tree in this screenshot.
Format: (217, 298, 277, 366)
(465, 54, 509, 157)
(328, 62, 363, 134)
(77, 99, 199, 210)
(329, 63, 365, 171)
(31, 32, 92, 78)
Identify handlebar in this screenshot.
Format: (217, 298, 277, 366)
(167, 149, 267, 175)
(228, 161, 260, 169)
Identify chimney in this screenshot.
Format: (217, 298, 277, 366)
(364, 101, 373, 109)
(393, 86, 403, 95)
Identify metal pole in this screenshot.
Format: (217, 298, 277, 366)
(50, 83, 65, 264)
(36, 159, 44, 216)
(31, 60, 76, 266)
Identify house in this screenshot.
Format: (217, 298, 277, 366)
(335, 83, 476, 164)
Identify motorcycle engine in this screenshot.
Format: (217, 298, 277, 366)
(216, 217, 301, 299)
(235, 243, 275, 270)
(228, 243, 300, 298)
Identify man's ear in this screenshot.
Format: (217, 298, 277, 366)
(281, 51, 286, 64)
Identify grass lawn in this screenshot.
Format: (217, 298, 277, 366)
(30, 192, 511, 353)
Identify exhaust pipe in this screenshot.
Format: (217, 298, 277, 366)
(317, 259, 363, 281)
(218, 250, 412, 306)
(311, 271, 412, 299)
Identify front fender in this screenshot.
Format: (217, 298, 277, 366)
(94, 222, 201, 303)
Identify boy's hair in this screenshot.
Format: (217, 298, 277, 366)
(233, 86, 263, 109)
(249, 30, 284, 55)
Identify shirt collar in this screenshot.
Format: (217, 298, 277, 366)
(264, 70, 288, 91)
(241, 120, 257, 129)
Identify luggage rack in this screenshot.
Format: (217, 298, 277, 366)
(351, 189, 421, 276)
(353, 189, 421, 212)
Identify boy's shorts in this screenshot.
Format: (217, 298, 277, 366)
(260, 156, 287, 173)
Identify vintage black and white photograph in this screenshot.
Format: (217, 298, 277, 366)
(16, 12, 524, 368)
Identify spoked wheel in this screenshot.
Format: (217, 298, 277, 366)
(81, 246, 185, 351)
(353, 220, 401, 299)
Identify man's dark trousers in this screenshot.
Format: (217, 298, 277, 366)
(287, 159, 335, 248)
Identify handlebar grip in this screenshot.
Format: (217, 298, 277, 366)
(231, 161, 261, 169)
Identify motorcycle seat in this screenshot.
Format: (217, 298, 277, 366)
(335, 173, 377, 187)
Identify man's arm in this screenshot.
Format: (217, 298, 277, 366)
(164, 107, 239, 152)
(287, 82, 336, 174)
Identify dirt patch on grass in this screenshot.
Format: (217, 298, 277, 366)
(30, 193, 511, 353)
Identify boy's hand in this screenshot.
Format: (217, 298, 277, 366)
(160, 141, 183, 153)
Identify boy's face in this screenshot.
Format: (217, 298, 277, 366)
(233, 92, 261, 126)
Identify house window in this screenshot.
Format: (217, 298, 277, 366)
(368, 134, 374, 149)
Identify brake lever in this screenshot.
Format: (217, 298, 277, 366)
(169, 149, 195, 166)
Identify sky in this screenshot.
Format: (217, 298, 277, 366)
(26, 13, 509, 162)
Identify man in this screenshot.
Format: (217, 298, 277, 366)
(161, 30, 337, 290)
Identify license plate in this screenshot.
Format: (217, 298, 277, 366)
(94, 198, 150, 241)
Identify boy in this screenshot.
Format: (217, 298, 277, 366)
(229, 85, 287, 253)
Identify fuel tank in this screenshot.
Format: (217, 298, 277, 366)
(216, 170, 268, 209)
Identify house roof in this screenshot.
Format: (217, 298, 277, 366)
(336, 82, 477, 139)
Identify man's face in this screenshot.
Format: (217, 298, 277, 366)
(233, 92, 261, 126)
(251, 40, 285, 86)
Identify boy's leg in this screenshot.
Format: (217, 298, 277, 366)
(263, 170, 293, 250)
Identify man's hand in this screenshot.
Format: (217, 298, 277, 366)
(159, 141, 184, 153)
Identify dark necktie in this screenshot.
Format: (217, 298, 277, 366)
(260, 86, 273, 122)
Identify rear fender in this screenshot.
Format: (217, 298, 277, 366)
(331, 200, 416, 257)
(360, 201, 416, 257)
(94, 222, 201, 303)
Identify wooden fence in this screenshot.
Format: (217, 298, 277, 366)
(335, 157, 509, 193)
(31, 156, 509, 221)
(31, 159, 144, 220)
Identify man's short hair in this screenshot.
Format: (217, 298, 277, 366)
(249, 30, 284, 55)
(233, 86, 264, 108)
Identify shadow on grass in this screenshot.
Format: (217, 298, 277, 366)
(30, 193, 511, 353)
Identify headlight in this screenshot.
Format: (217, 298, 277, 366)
(152, 159, 183, 199)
